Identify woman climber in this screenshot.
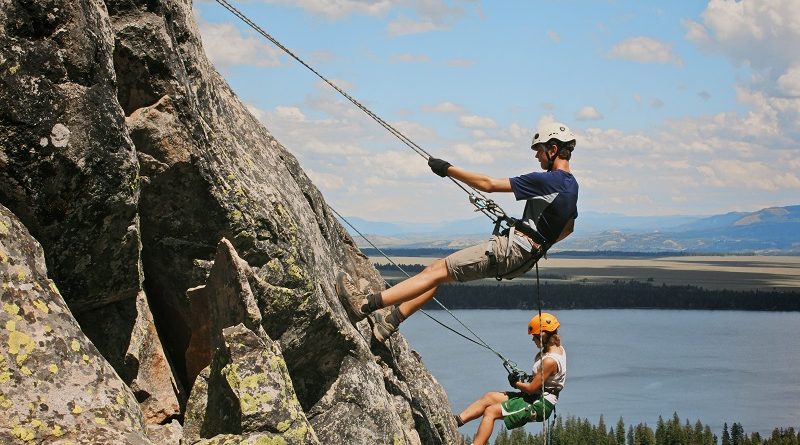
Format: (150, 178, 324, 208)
(455, 312, 566, 445)
(336, 122, 579, 342)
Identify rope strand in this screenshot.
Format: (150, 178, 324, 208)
(535, 262, 549, 445)
(330, 206, 517, 369)
(213, 0, 528, 374)
(212, 0, 508, 223)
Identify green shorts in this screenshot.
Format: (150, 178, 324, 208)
(501, 396, 555, 430)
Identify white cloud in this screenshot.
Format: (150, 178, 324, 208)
(316, 77, 355, 92)
(609, 194, 654, 206)
(684, 0, 800, 137)
(777, 65, 800, 97)
(303, 140, 368, 156)
(365, 150, 430, 177)
(387, 17, 446, 36)
(470, 129, 487, 139)
(683, 0, 800, 73)
(257, 0, 394, 19)
(696, 160, 800, 191)
(305, 170, 345, 189)
(274, 106, 306, 121)
(454, 143, 493, 164)
(547, 30, 561, 43)
(458, 114, 498, 129)
(391, 120, 437, 141)
(671, 195, 689, 203)
(386, 0, 478, 36)
(247, 105, 267, 122)
(423, 101, 463, 113)
(575, 106, 603, 121)
(196, 17, 281, 68)
(390, 53, 431, 63)
(475, 138, 514, 152)
(508, 123, 529, 140)
(608, 36, 683, 66)
(251, 99, 373, 157)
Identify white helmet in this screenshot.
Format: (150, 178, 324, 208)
(531, 122, 576, 150)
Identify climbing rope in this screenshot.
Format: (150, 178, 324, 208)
(212, 0, 513, 226)
(330, 206, 520, 373)
(534, 263, 549, 444)
(212, 0, 553, 382)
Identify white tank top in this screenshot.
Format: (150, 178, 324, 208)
(531, 347, 566, 404)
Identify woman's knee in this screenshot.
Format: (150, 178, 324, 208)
(480, 391, 507, 404)
(482, 403, 503, 420)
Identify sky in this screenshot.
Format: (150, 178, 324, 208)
(193, 0, 800, 224)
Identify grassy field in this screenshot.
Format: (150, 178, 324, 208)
(372, 255, 800, 291)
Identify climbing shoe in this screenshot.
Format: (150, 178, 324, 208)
(369, 311, 398, 343)
(335, 272, 369, 322)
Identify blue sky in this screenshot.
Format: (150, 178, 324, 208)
(194, 0, 800, 224)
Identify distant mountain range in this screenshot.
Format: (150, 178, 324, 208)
(342, 205, 800, 253)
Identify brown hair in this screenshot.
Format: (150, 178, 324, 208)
(555, 140, 575, 161)
(542, 329, 562, 349)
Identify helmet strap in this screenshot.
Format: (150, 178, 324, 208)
(545, 149, 556, 172)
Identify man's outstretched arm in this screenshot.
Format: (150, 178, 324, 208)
(447, 166, 512, 193)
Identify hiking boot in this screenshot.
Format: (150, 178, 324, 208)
(369, 311, 398, 343)
(335, 272, 369, 322)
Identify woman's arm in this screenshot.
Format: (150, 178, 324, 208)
(514, 357, 558, 394)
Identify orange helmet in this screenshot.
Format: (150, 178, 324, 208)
(528, 312, 560, 335)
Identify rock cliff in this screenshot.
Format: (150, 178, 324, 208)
(0, 0, 461, 443)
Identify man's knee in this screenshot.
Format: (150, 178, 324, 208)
(423, 259, 450, 282)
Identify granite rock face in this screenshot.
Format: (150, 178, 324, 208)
(0, 0, 181, 423)
(0, 204, 151, 444)
(0, 0, 462, 443)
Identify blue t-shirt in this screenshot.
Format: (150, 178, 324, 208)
(509, 170, 579, 244)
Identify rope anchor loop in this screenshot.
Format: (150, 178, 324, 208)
(469, 194, 506, 220)
(502, 359, 520, 375)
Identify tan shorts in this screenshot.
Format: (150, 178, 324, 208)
(444, 234, 542, 282)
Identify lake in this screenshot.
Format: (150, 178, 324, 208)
(401, 309, 800, 439)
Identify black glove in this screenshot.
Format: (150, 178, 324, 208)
(428, 157, 452, 177)
(508, 370, 526, 388)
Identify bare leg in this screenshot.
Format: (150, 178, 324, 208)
(380, 259, 452, 308)
(396, 286, 437, 318)
(473, 403, 503, 445)
(458, 392, 508, 423)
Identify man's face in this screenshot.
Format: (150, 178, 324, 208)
(534, 144, 552, 170)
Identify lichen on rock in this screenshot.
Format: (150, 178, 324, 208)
(0, 204, 151, 444)
(0, 0, 463, 442)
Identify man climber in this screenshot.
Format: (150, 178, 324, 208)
(337, 122, 579, 342)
